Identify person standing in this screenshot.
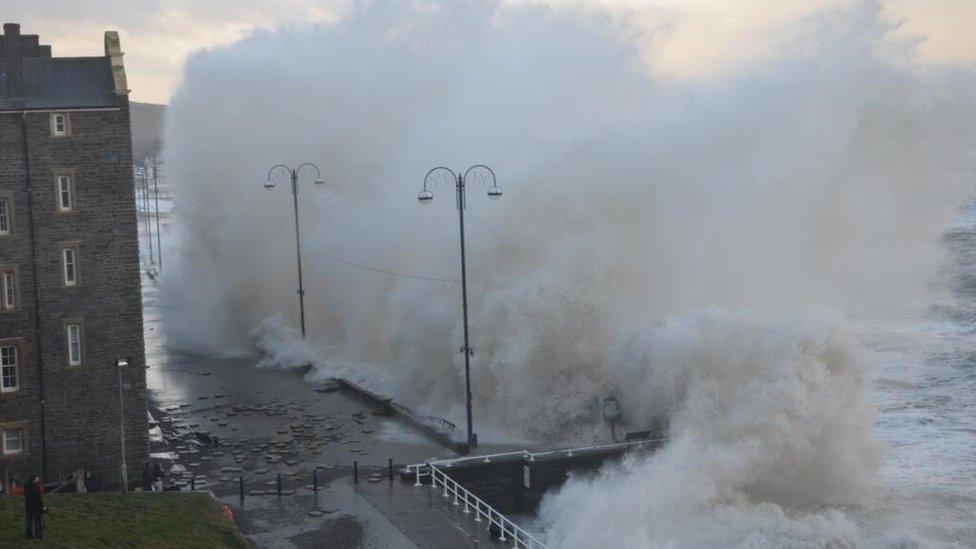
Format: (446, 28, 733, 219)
(24, 475, 44, 540)
(142, 463, 154, 492)
(152, 462, 165, 492)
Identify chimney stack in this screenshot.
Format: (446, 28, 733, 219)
(104, 31, 128, 94)
(3, 23, 24, 98)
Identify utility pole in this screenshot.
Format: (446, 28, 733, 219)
(152, 157, 162, 273)
(141, 162, 154, 270)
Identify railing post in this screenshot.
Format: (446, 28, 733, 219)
(408, 461, 545, 549)
(313, 469, 318, 493)
(238, 475, 244, 502)
(277, 472, 282, 497)
(388, 458, 394, 482)
(353, 461, 359, 484)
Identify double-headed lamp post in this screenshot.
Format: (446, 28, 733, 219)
(116, 357, 130, 492)
(264, 163, 326, 339)
(418, 165, 502, 451)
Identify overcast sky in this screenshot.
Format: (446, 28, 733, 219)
(2, 0, 973, 104)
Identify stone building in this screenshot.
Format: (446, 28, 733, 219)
(0, 23, 147, 490)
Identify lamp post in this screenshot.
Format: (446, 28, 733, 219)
(150, 157, 162, 274)
(418, 165, 502, 451)
(116, 357, 130, 492)
(264, 163, 326, 339)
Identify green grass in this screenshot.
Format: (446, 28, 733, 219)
(0, 492, 248, 548)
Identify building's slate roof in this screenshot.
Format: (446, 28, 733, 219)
(0, 56, 118, 110)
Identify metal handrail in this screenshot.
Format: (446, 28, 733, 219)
(405, 438, 664, 473)
(416, 462, 548, 549)
(402, 439, 665, 548)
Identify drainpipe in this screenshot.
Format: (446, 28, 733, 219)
(21, 110, 48, 479)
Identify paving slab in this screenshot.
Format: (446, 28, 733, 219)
(355, 478, 505, 548)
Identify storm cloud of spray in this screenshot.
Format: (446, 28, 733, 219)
(162, 0, 976, 544)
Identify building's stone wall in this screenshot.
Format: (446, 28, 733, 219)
(0, 101, 148, 487)
(0, 110, 45, 486)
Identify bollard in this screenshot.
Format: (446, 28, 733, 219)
(353, 461, 359, 484)
(277, 472, 282, 498)
(388, 458, 394, 482)
(190, 476, 195, 491)
(238, 475, 244, 501)
(313, 469, 319, 493)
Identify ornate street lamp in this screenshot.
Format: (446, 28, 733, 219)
(264, 163, 326, 339)
(418, 164, 502, 451)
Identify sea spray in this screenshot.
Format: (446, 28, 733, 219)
(251, 313, 395, 394)
(162, 1, 975, 441)
(539, 308, 883, 547)
(250, 313, 321, 371)
(160, 0, 976, 544)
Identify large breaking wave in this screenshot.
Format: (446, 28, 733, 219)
(161, 0, 976, 545)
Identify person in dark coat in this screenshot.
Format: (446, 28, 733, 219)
(152, 462, 165, 492)
(24, 475, 44, 539)
(142, 462, 154, 491)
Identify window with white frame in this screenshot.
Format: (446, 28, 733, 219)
(57, 174, 73, 212)
(1, 345, 18, 393)
(62, 246, 78, 286)
(2, 427, 23, 455)
(50, 112, 69, 136)
(0, 196, 9, 235)
(66, 324, 82, 366)
(1, 269, 16, 311)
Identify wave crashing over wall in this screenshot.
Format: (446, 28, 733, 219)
(162, 1, 976, 545)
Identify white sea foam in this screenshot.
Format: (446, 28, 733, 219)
(539, 308, 884, 547)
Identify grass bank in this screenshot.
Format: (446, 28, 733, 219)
(0, 492, 247, 548)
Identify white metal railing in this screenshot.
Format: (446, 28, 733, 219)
(402, 439, 665, 548)
(414, 462, 548, 549)
(406, 438, 665, 549)
(406, 438, 664, 472)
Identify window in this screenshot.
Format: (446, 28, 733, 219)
(2, 427, 23, 455)
(1, 345, 17, 393)
(0, 196, 9, 235)
(56, 175, 73, 212)
(1, 268, 16, 311)
(66, 324, 82, 366)
(50, 113, 69, 136)
(62, 246, 78, 286)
